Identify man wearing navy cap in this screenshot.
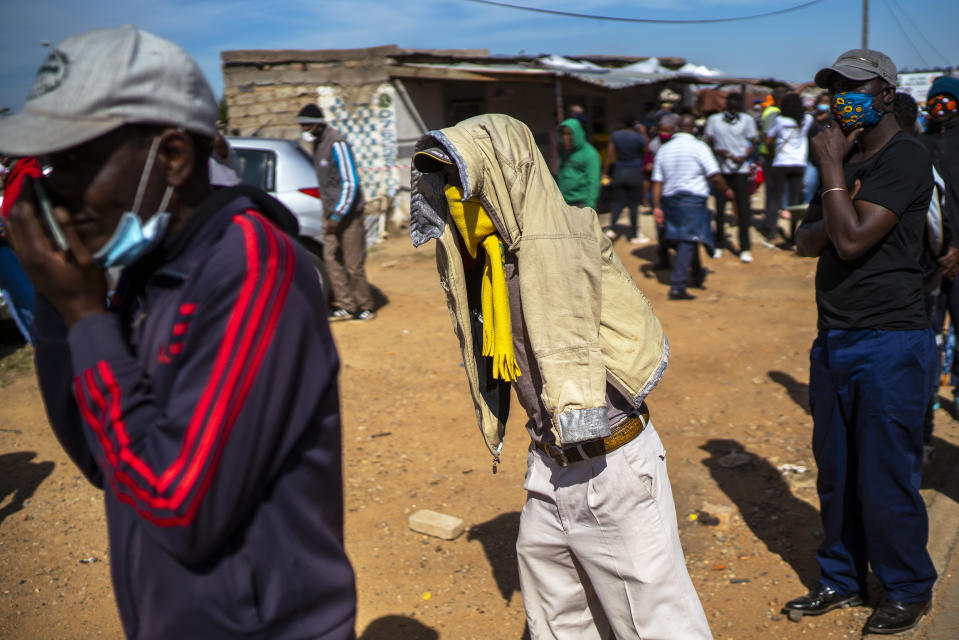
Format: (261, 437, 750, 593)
(786, 49, 936, 634)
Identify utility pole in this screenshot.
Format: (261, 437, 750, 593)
(862, 0, 869, 48)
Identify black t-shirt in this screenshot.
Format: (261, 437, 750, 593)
(807, 117, 829, 168)
(813, 131, 933, 330)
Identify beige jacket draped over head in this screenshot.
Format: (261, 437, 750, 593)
(409, 114, 669, 461)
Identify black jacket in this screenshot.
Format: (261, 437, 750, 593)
(920, 119, 959, 293)
(921, 119, 959, 249)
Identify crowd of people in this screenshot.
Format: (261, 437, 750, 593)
(559, 77, 958, 308)
(1, 21, 959, 640)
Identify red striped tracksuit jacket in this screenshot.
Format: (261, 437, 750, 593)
(33, 194, 356, 639)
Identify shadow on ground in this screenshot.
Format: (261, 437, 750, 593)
(370, 284, 390, 312)
(922, 432, 959, 506)
(0, 318, 28, 360)
(768, 370, 811, 415)
(638, 262, 671, 287)
(0, 451, 55, 526)
(700, 438, 821, 588)
(359, 615, 438, 639)
(467, 511, 521, 605)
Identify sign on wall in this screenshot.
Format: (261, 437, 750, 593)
(316, 83, 400, 203)
(317, 83, 402, 244)
(899, 72, 946, 103)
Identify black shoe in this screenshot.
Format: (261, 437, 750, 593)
(782, 584, 864, 620)
(352, 309, 376, 322)
(691, 269, 708, 289)
(328, 308, 353, 322)
(865, 598, 931, 634)
(668, 288, 695, 300)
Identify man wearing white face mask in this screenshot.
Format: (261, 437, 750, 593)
(298, 103, 375, 321)
(0, 26, 356, 639)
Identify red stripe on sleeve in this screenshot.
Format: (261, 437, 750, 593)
(170, 214, 281, 507)
(155, 213, 265, 494)
(77, 212, 294, 522)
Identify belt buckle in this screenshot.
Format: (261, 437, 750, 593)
(546, 443, 569, 467)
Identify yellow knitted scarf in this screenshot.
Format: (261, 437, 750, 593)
(444, 184, 521, 382)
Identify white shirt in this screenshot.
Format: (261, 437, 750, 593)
(704, 112, 758, 174)
(651, 133, 720, 198)
(769, 113, 812, 167)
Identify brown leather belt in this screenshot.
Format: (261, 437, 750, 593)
(535, 406, 650, 467)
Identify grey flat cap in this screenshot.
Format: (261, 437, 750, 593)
(0, 25, 217, 156)
(815, 49, 898, 89)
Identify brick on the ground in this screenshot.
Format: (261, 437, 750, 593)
(408, 509, 464, 540)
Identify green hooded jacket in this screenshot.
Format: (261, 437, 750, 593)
(556, 118, 601, 209)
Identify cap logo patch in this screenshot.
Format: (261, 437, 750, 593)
(28, 49, 68, 100)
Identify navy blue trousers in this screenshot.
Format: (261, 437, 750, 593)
(809, 329, 937, 602)
(670, 241, 703, 290)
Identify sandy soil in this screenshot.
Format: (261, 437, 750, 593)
(2, 212, 958, 639)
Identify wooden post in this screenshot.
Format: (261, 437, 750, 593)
(862, 0, 869, 48)
(554, 76, 564, 125)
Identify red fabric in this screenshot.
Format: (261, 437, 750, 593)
(72, 210, 295, 526)
(1, 157, 42, 220)
(750, 163, 765, 195)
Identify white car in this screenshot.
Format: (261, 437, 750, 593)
(228, 137, 331, 296)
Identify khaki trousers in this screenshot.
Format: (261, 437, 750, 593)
(517, 422, 712, 640)
(323, 212, 374, 313)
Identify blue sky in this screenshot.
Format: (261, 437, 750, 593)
(1, 0, 955, 111)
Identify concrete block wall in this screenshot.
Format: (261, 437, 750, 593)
(223, 82, 318, 139)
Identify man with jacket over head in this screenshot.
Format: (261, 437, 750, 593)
(409, 113, 712, 639)
(0, 26, 356, 640)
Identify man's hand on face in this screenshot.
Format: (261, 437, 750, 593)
(6, 177, 107, 326)
(812, 122, 863, 168)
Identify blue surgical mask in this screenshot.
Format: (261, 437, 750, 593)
(816, 103, 830, 112)
(831, 91, 884, 132)
(93, 136, 173, 268)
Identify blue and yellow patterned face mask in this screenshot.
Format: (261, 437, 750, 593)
(831, 91, 883, 133)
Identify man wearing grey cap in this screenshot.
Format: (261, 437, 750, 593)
(786, 49, 936, 634)
(0, 26, 356, 639)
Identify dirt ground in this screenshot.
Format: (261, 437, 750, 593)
(2, 211, 959, 639)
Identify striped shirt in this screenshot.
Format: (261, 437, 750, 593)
(651, 132, 720, 198)
(331, 140, 360, 220)
(312, 126, 365, 222)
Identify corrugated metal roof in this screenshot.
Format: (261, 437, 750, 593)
(394, 55, 782, 89)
